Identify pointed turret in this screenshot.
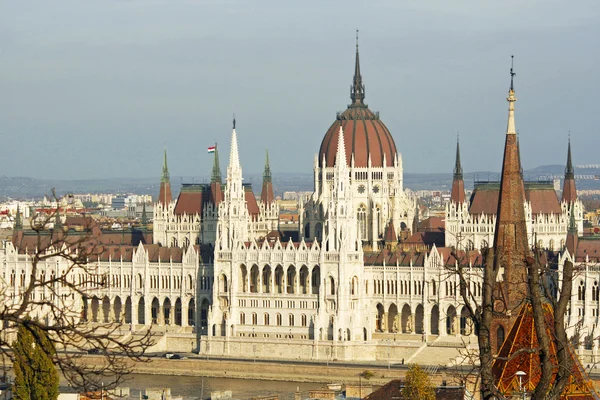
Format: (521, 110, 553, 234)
(335, 124, 348, 169)
(350, 30, 365, 106)
(14, 205, 22, 231)
(562, 138, 577, 203)
(566, 204, 578, 255)
(141, 202, 148, 227)
(261, 150, 274, 205)
(491, 56, 530, 346)
(450, 136, 465, 204)
(210, 145, 224, 206)
(226, 116, 244, 202)
(211, 144, 222, 184)
(158, 149, 173, 205)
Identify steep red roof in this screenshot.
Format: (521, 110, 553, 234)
(173, 184, 204, 216)
(244, 185, 260, 219)
(469, 182, 561, 215)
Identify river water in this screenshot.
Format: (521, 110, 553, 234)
(109, 374, 326, 400)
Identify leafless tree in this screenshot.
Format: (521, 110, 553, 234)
(0, 190, 153, 391)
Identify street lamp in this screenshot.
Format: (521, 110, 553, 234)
(516, 370, 526, 400)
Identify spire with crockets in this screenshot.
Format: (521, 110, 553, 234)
(261, 149, 274, 205)
(562, 137, 577, 203)
(15, 205, 22, 230)
(161, 148, 170, 183)
(451, 135, 465, 204)
(211, 144, 222, 184)
(350, 29, 365, 106)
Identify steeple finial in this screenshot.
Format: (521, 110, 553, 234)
(233, 114, 236, 130)
(453, 134, 463, 180)
(161, 148, 170, 183)
(263, 149, 272, 183)
(350, 29, 365, 106)
(211, 144, 222, 183)
(510, 55, 515, 91)
(506, 55, 517, 135)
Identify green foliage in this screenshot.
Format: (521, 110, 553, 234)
(13, 323, 60, 400)
(360, 370, 374, 380)
(401, 364, 436, 400)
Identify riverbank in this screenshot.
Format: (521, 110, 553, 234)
(80, 355, 410, 386)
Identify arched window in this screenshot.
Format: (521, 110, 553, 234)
(578, 281, 586, 301)
(329, 276, 335, 295)
(593, 281, 599, 302)
(252, 313, 257, 325)
(497, 326, 505, 352)
(289, 314, 295, 327)
(357, 204, 367, 241)
(240, 313, 246, 325)
(301, 314, 307, 327)
(431, 280, 436, 296)
(264, 313, 270, 326)
(276, 313, 282, 326)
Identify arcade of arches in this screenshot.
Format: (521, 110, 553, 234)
(375, 303, 473, 336)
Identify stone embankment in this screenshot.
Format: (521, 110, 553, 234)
(79, 355, 410, 385)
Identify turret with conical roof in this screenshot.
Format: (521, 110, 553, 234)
(450, 136, 465, 204)
(491, 56, 530, 348)
(562, 138, 577, 203)
(158, 149, 173, 205)
(209, 144, 224, 206)
(211, 144, 222, 184)
(261, 150, 274, 205)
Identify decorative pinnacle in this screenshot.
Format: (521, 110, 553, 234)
(263, 149, 272, 183)
(211, 143, 222, 183)
(453, 134, 463, 180)
(233, 114, 236, 130)
(506, 55, 517, 135)
(15, 205, 22, 230)
(565, 137, 574, 179)
(161, 148, 170, 183)
(350, 29, 365, 106)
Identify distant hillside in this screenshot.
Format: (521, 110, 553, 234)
(1, 164, 599, 200)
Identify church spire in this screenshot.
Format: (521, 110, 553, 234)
(229, 116, 241, 171)
(451, 135, 465, 204)
(261, 149, 274, 205)
(491, 56, 530, 347)
(161, 148, 170, 183)
(562, 137, 577, 203)
(211, 144, 222, 184)
(158, 148, 173, 205)
(226, 115, 244, 202)
(15, 205, 22, 231)
(350, 29, 365, 106)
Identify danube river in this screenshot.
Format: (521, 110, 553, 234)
(117, 374, 325, 399)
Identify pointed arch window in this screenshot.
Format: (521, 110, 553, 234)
(357, 204, 367, 240)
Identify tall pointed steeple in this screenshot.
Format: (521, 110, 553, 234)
(211, 144, 222, 184)
(261, 150, 274, 205)
(350, 30, 365, 106)
(562, 138, 577, 203)
(158, 148, 173, 205)
(491, 56, 530, 348)
(14, 205, 22, 231)
(451, 135, 465, 204)
(141, 202, 148, 227)
(226, 116, 244, 202)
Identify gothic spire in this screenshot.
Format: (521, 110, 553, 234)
(263, 149, 272, 183)
(15, 205, 22, 230)
(261, 149, 274, 205)
(211, 144, 222, 184)
(229, 116, 241, 171)
(491, 56, 530, 337)
(562, 137, 577, 202)
(161, 148, 170, 183)
(451, 135, 465, 204)
(141, 202, 148, 227)
(350, 29, 365, 106)
(453, 135, 463, 180)
(158, 149, 173, 205)
(335, 123, 347, 168)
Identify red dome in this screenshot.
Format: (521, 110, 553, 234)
(318, 43, 397, 168)
(319, 105, 397, 168)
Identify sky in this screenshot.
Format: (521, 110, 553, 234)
(1, 0, 599, 180)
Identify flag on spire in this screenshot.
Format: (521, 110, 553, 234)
(208, 146, 216, 153)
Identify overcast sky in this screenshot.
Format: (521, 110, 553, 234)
(1, 0, 599, 180)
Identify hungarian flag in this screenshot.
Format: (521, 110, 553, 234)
(207, 146, 216, 153)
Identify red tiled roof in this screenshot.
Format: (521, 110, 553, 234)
(469, 182, 561, 215)
(174, 185, 204, 216)
(319, 106, 397, 168)
(244, 185, 260, 219)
